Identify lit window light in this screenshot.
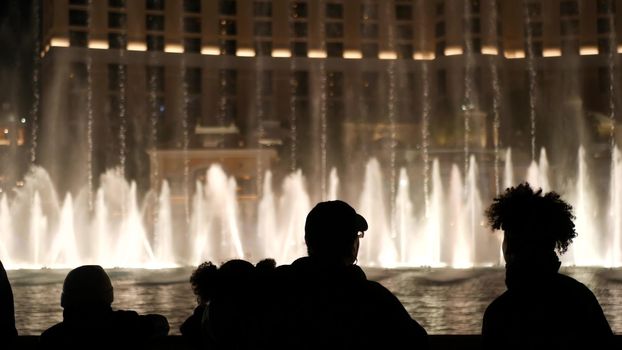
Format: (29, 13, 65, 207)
(379, 51, 397, 60)
(271, 48, 291, 58)
(308, 49, 327, 58)
(236, 48, 256, 57)
(343, 50, 362, 59)
(165, 44, 183, 53)
(580, 46, 598, 55)
(413, 52, 435, 60)
(445, 46, 463, 56)
(128, 42, 147, 51)
(201, 46, 220, 55)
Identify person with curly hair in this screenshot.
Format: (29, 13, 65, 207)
(482, 183, 613, 349)
(180, 261, 220, 349)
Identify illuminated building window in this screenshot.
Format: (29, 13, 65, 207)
(184, 0, 201, 13)
(146, 15, 164, 31)
(146, 0, 164, 11)
(219, 70, 237, 96)
(255, 41, 272, 57)
(361, 3, 378, 20)
(597, 18, 612, 34)
(597, 0, 616, 14)
(185, 68, 201, 94)
(219, 0, 236, 16)
(254, 21, 272, 36)
(254, 2, 272, 17)
(560, 1, 578, 16)
(465, 18, 480, 34)
(184, 38, 201, 53)
(362, 43, 379, 58)
(146, 35, 164, 51)
(397, 44, 413, 59)
(526, 2, 541, 17)
(361, 23, 379, 39)
(291, 1, 308, 19)
(109, 0, 125, 8)
(435, 40, 445, 57)
(561, 19, 579, 36)
(220, 39, 236, 55)
(326, 22, 343, 39)
(437, 69, 446, 95)
(326, 3, 343, 19)
(108, 12, 126, 29)
(291, 42, 307, 57)
(526, 41, 543, 57)
(397, 25, 413, 40)
(292, 22, 307, 38)
(326, 42, 343, 57)
(598, 37, 612, 54)
(470, 0, 480, 13)
(436, 2, 444, 15)
(108, 64, 126, 91)
(292, 71, 309, 97)
(220, 19, 237, 35)
(69, 10, 88, 26)
(327, 71, 343, 98)
(108, 33, 127, 49)
(525, 21, 543, 37)
(435, 22, 445, 38)
(69, 31, 88, 47)
(396, 4, 412, 20)
(184, 17, 201, 33)
(147, 66, 165, 93)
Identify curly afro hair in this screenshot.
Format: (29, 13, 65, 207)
(486, 183, 577, 255)
(189, 261, 218, 304)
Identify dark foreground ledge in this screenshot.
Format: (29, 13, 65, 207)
(7, 335, 622, 349)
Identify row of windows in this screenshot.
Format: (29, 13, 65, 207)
(68, 0, 618, 17)
(70, 0, 201, 12)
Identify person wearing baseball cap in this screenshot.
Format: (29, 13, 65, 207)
(257, 200, 428, 350)
(41, 265, 169, 349)
(304, 200, 368, 266)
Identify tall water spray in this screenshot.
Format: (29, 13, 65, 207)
(488, 0, 502, 194)
(524, 2, 538, 160)
(29, 0, 40, 164)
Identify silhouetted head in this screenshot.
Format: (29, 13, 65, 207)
(217, 259, 255, 298)
(305, 200, 368, 265)
(256, 258, 276, 272)
(60, 265, 113, 309)
(486, 183, 577, 267)
(190, 261, 218, 305)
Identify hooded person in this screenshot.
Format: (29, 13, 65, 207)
(41, 265, 169, 349)
(257, 200, 428, 350)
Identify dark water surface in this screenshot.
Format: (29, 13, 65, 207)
(9, 267, 622, 335)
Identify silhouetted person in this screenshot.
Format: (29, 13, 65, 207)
(181, 261, 218, 349)
(258, 200, 428, 350)
(40, 265, 169, 349)
(0, 259, 16, 345)
(209, 259, 257, 350)
(482, 184, 613, 349)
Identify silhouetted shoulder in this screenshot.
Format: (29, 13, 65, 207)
(113, 310, 169, 337)
(0, 260, 16, 342)
(363, 281, 429, 349)
(483, 273, 612, 349)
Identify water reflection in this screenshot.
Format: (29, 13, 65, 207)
(8, 267, 622, 335)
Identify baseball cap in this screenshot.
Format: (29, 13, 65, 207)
(304, 200, 368, 245)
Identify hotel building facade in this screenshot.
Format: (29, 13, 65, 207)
(38, 0, 622, 197)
